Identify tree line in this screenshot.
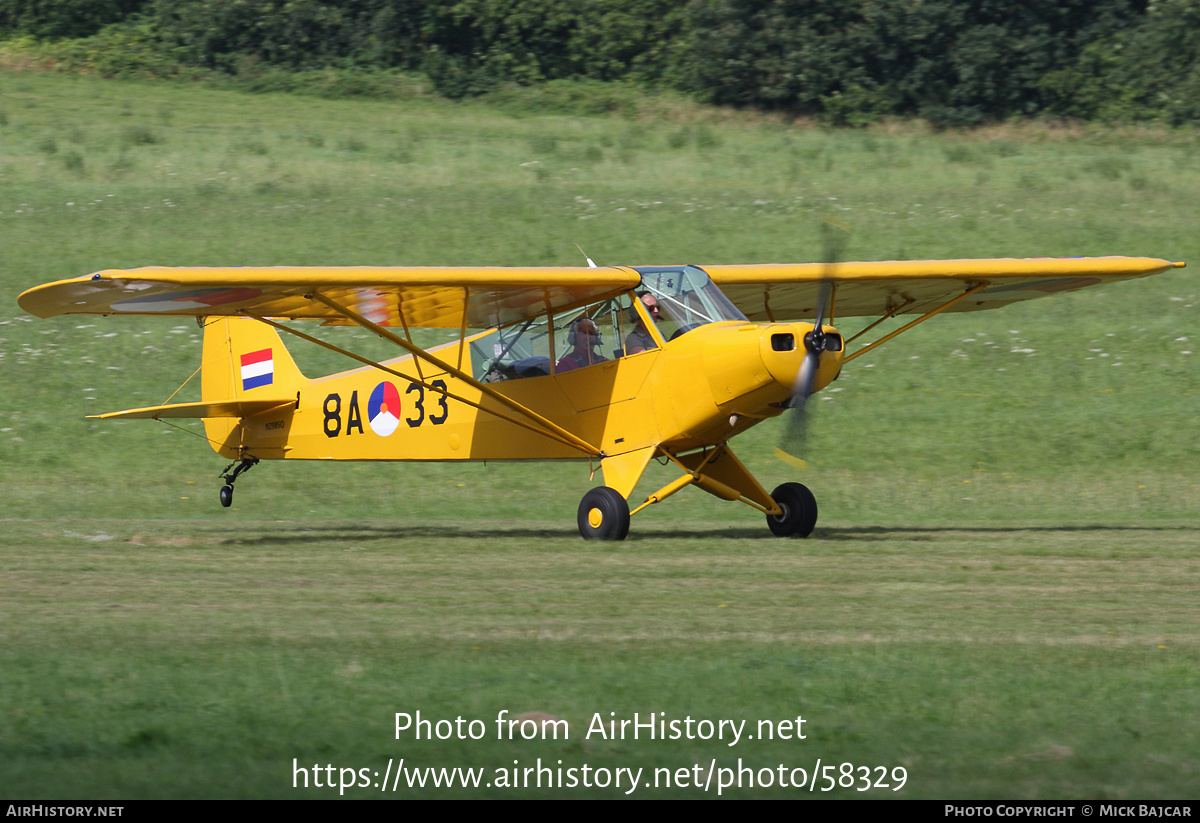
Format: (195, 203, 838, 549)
(4, 0, 1199, 125)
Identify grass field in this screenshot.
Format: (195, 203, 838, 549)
(1, 71, 1198, 798)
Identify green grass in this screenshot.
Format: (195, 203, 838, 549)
(4, 520, 1197, 798)
(1, 71, 1198, 798)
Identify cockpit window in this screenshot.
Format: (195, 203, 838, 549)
(469, 266, 745, 381)
(471, 295, 633, 381)
(554, 297, 626, 373)
(471, 313, 551, 382)
(634, 265, 747, 341)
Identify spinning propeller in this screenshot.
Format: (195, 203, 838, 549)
(774, 215, 849, 469)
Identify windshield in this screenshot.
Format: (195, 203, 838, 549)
(634, 265, 746, 341)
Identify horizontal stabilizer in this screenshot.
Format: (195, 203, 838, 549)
(89, 398, 294, 420)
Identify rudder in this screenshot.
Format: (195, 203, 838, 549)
(201, 317, 306, 456)
(201, 316, 306, 402)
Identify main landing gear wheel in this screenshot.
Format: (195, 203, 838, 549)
(219, 484, 234, 508)
(767, 482, 818, 538)
(577, 486, 631, 541)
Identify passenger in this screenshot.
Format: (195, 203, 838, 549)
(557, 317, 608, 372)
(625, 293, 661, 354)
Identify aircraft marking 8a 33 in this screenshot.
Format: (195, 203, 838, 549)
(18, 256, 1183, 539)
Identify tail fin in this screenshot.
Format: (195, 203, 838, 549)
(201, 316, 306, 402)
(201, 317, 305, 456)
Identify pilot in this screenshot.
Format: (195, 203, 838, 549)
(625, 292, 661, 354)
(557, 317, 608, 372)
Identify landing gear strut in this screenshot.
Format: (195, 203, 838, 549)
(218, 456, 259, 508)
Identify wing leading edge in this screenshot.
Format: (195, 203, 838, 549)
(17, 266, 642, 330)
(704, 257, 1184, 321)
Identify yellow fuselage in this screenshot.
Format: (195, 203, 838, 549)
(203, 318, 843, 464)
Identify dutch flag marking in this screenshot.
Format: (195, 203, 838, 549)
(240, 348, 274, 391)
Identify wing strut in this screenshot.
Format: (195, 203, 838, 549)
(842, 297, 915, 346)
(306, 293, 602, 456)
(245, 312, 601, 456)
(843, 284, 987, 365)
(394, 299, 425, 383)
(246, 296, 603, 457)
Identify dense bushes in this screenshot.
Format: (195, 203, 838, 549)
(6, 0, 1200, 125)
(671, 0, 1146, 125)
(0, 0, 147, 39)
(137, 0, 686, 95)
(1039, 0, 1200, 125)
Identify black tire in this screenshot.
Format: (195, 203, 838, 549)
(577, 486, 631, 541)
(766, 482, 817, 537)
(219, 484, 234, 508)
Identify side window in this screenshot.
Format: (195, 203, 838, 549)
(470, 294, 654, 382)
(556, 298, 626, 372)
(471, 316, 554, 382)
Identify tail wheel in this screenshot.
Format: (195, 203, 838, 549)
(577, 487, 631, 541)
(767, 482, 818, 538)
(217, 456, 257, 509)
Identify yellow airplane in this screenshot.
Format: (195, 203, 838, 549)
(18, 256, 1183, 539)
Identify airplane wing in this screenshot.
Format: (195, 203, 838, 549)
(17, 266, 642, 329)
(704, 257, 1184, 321)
